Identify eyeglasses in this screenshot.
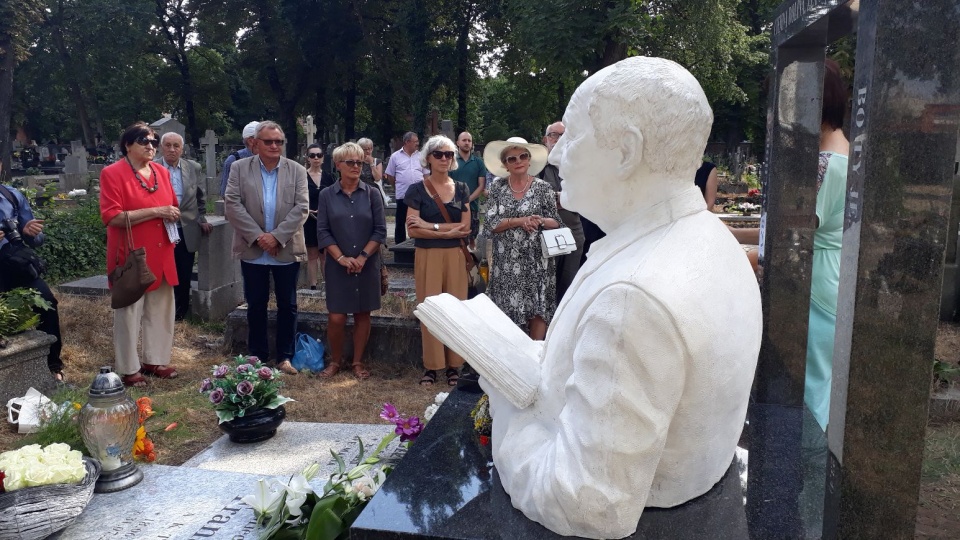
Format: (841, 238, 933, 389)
(308, 153, 323, 159)
(545, 132, 563, 140)
(504, 152, 531, 165)
(258, 139, 284, 147)
(430, 150, 455, 160)
(340, 160, 363, 168)
(136, 137, 160, 148)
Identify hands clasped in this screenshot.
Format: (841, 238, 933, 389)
(256, 233, 280, 257)
(338, 254, 366, 274)
(518, 215, 543, 233)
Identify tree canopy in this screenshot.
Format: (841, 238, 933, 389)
(5, 0, 779, 162)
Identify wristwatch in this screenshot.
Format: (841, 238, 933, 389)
(360, 250, 369, 258)
(433, 223, 440, 231)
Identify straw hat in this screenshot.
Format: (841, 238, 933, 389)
(482, 137, 549, 178)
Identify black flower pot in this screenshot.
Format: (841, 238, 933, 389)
(219, 405, 286, 443)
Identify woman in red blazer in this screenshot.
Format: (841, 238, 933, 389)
(99, 122, 181, 387)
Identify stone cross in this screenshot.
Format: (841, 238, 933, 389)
(199, 130, 219, 177)
(70, 140, 85, 155)
(304, 116, 317, 145)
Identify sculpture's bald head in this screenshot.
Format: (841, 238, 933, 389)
(585, 57, 712, 178)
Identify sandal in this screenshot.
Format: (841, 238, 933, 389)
(445, 368, 460, 387)
(121, 372, 148, 388)
(141, 364, 179, 379)
(52, 370, 65, 383)
(352, 363, 371, 380)
(319, 362, 341, 378)
(419, 370, 437, 386)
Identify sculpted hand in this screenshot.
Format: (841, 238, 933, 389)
(200, 223, 213, 236)
(22, 219, 44, 237)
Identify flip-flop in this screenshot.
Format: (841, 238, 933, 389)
(319, 363, 341, 378)
(141, 364, 179, 379)
(122, 372, 148, 388)
(419, 370, 437, 386)
(352, 363, 371, 380)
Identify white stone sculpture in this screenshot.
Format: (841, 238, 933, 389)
(414, 56, 762, 539)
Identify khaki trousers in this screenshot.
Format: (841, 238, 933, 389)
(114, 281, 175, 376)
(415, 247, 468, 370)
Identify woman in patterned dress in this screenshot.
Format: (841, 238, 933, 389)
(481, 137, 563, 340)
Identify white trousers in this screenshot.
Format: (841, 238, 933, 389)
(113, 281, 175, 376)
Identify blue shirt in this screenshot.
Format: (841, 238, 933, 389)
(249, 162, 285, 266)
(219, 148, 253, 197)
(164, 159, 184, 203)
(0, 186, 44, 250)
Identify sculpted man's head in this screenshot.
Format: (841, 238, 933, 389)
(550, 57, 712, 228)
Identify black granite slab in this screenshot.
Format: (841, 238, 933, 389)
(351, 389, 826, 539)
(388, 239, 416, 268)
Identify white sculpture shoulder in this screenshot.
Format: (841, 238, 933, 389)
(415, 56, 762, 539)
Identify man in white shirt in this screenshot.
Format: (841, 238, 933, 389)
(384, 132, 428, 244)
(157, 132, 211, 320)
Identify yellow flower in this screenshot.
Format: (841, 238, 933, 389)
(72, 403, 81, 410)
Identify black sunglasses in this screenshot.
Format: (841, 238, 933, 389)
(308, 153, 324, 159)
(259, 139, 284, 147)
(430, 150, 455, 160)
(504, 152, 531, 165)
(136, 136, 160, 148)
(340, 160, 363, 167)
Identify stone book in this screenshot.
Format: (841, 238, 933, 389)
(414, 293, 541, 408)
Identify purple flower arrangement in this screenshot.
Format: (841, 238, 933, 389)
(380, 403, 424, 443)
(200, 355, 294, 424)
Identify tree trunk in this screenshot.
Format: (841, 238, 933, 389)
(345, 72, 356, 141)
(556, 80, 566, 121)
(455, 18, 470, 134)
(180, 58, 201, 148)
(50, 12, 94, 146)
(0, 45, 14, 176)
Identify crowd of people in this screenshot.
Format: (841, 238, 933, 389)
(2, 110, 784, 390)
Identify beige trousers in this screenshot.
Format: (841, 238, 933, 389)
(415, 247, 468, 370)
(113, 281, 175, 376)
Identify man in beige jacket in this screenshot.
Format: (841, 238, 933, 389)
(224, 120, 308, 374)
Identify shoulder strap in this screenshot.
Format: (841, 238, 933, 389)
(0, 185, 20, 215)
(423, 181, 473, 263)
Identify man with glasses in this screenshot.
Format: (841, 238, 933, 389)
(448, 131, 487, 251)
(157, 132, 212, 320)
(539, 121, 584, 300)
(224, 120, 309, 375)
(219, 121, 260, 198)
(384, 132, 428, 244)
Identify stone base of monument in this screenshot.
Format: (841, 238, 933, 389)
(350, 388, 827, 539)
(225, 308, 422, 366)
(0, 330, 56, 406)
(387, 239, 415, 268)
(191, 282, 244, 321)
(56, 422, 401, 540)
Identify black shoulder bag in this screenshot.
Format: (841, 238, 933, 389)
(0, 185, 47, 282)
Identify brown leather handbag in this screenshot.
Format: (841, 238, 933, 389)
(109, 213, 157, 309)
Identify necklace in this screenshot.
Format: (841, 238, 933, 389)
(126, 158, 159, 193)
(509, 176, 531, 194)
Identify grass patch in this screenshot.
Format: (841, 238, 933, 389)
(924, 422, 960, 480)
(16, 385, 88, 454)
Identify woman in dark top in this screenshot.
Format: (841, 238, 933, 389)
(404, 135, 471, 386)
(304, 144, 335, 289)
(316, 142, 387, 380)
(694, 161, 718, 210)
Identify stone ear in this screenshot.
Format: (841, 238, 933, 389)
(617, 127, 643, 178)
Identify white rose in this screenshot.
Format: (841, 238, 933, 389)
(3, 468, 24, 491)
(434, 392, 449, 405)
(424, 404, 439, 422)
(23, 463, 51, 487)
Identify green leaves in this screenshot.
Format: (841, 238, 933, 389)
(0, 288, 50, 339)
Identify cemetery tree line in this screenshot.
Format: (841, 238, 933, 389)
(3, 0, 781, 165)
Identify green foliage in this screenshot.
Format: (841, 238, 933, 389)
(934, 358, 960, 387)
(0, 287, 51, 338)
(17, 386, 88, 455)
(35, 195, 106, 284)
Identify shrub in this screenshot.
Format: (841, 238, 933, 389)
(36, 196, 106, 284)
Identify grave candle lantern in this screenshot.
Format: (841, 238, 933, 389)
(79, 366, 144, 493)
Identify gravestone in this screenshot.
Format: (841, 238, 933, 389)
(440, 119, 455, 140)
(60, 141, 89, 192)
(758, 1, 960, 538)
(150, 114, 186, 147)
(303, 115, 317, 145)
(190, 217, 243, 320)
(0, 331, 56, 406)
(199, 129, 219, 202)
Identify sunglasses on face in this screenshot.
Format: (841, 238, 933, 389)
(340, 160, 363, 168)
(308, 153, 323, 159)
(431, 150, 455, 160)
(136, 136, 160, 148)
(504, 152, 531, 165)
(259, 139, 284, 147)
